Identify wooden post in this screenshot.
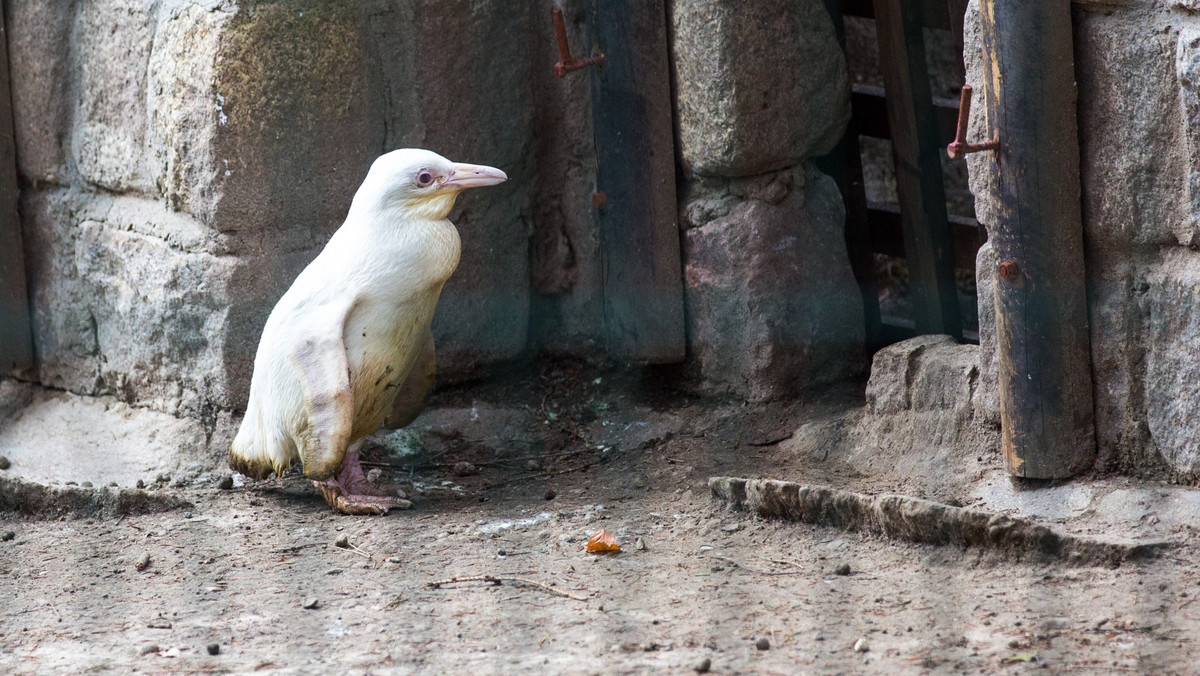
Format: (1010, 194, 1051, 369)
(978, 0, 1096, 478)
(872, 0, 962, 340)
(586, 0, 685, 363)
(0, 2, 34, 377)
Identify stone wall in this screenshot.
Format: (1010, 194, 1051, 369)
(671, 0, 865, 400)
(6, 0, 863, 448)
(964, 0, 1200, 480)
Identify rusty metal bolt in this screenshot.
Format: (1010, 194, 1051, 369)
(998, 260, 1019, 280)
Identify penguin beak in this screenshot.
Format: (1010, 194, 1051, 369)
(442, 163, 508, 190)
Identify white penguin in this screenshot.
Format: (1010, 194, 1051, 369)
(230, 149, 507, 514)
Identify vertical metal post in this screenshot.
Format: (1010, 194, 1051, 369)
(0, 1, 34, 377)
(979, 0, 1096, 477)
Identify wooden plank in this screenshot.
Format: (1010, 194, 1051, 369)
(0, 1, 34, 377)
(979, 0, 1096, 478)
(843, 0, 952, 29)
(866, 203, 984, 272)
(587, 0, 684, 362)
(852, 84, 961, 143)
(818, 0, 884, 352)
(871, 0, 961, 339)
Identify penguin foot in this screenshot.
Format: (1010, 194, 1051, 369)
(313, 443, 412, 515)
(314, 479, 412, 515)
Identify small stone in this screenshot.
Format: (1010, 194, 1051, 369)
(81, 481, 93, 488)
(0, 455, 9, 470)
(135, 552, 151, 572)
(526, 459, 541, 471)
(497, 549, 507, 556)
(335, 535, 350, 549)
(394, 487, 407, 500)
(217, 475, 234, 490)
(694, 657, 712, 673)
(635, 537, 646, 551)
(139, 644, 160, 656)
(366, 468, 383, 483)
(302, 597, 319, 609)
(813, 632, 825, 641)
(206, 643, 220, 655)
(1, 530, 15, 542)
(755, 637, 770, 650)
(721, 523, 741, 533)
(136, 479, 145, 489)
(834, 563, 851, 576)
(156, 473, 171, 484)
(544, 489, 557, 501)
(453, 461, 478, 477)
(853, 637, 870, 652)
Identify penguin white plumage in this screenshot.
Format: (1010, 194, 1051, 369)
(230, 148, 507, 514)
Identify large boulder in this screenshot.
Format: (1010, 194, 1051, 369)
(669, 0, 849, 177)
(682, 164, 863, 400)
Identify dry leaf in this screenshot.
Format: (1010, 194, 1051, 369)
(586, 529, 620, 553)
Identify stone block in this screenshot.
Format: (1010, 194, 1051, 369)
(670, 0, 849, 176)
(682, 165, 864, 400)
(973, 242, 999, 426)
(7, 0, 73, 183)
(1144, 249, 1200, 476)
(71, 0, 156, 193)
(1075, 8, 1185, 250)
(22, 188, 238, 418)
(863, 334, 980, 446)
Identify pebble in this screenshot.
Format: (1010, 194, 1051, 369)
(217, 475, 234, 490)
(635, 537, 646, 551)
(497, 549, 507, 557)
(0, 455, 9, 470)
(135, 552, 151, 572)
(813, 631, 825, 641)
(302, 597, 319, 609)
(526, 459, 541, 471)
(335, 535, 350, 549)
(453, 461, 478, 477)
(206, 643, 220, 655)
(139, 645, 160, 656)
(721, 523, 741, 533)
(544, 489, 557, 501)
(694, 657, 712, 673)
(136, 479, 145, 489)
(366, 468, 383, 483)
(834, 563, 851, 576)
(755, 637, 770, 651)
(81, 481, 93, 488)
(1, 531, 15, 542)
(853, 637, 870, 653)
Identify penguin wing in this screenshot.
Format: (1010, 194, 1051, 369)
(289, 308, 355, 477)
(383, 327, 436, 430)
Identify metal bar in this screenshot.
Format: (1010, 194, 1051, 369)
(872, 0, 962, 339)
(0, 0, 34, 377)
(587, 0, 684, 362)
(979, 0, 1096, 478)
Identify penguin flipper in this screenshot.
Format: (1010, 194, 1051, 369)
(290, 313, 355, 479)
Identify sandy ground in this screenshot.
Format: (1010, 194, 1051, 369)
(2, 361, 1199, 675)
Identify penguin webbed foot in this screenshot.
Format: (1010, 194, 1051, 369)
(314, 443, 412, 515)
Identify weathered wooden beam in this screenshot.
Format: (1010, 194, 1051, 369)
(978, 0, 1095, 478)
(852, 84, 962, 143)
(586, 0, 684, 363)
(866, 203, 984, 272)
(0, 1, 34, 377)
(872, 0, 962, 339)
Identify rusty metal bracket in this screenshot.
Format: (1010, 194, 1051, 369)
(552, 8, 605, 78)
(946, 84, 999, 159)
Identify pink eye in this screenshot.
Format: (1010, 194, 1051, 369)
(416, 170, 435, 187)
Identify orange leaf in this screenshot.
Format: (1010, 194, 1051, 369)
(586, 529, 620, 553)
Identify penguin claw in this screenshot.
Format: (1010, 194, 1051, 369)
(314, 480, 413, 515)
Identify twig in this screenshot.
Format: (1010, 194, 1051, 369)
(426, 574, 589, 601)
(484, 460, 603, 490)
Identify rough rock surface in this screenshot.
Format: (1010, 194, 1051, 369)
(682, 165, 864, 401)
(669, 0, 849, 177)
(973, 243, 1000, 426)
(1144, 248, 1200, 477)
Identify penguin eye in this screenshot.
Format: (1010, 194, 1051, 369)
(416, 170, 436, 187)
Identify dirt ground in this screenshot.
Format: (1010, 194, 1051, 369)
(2, 360, 1199, 675)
